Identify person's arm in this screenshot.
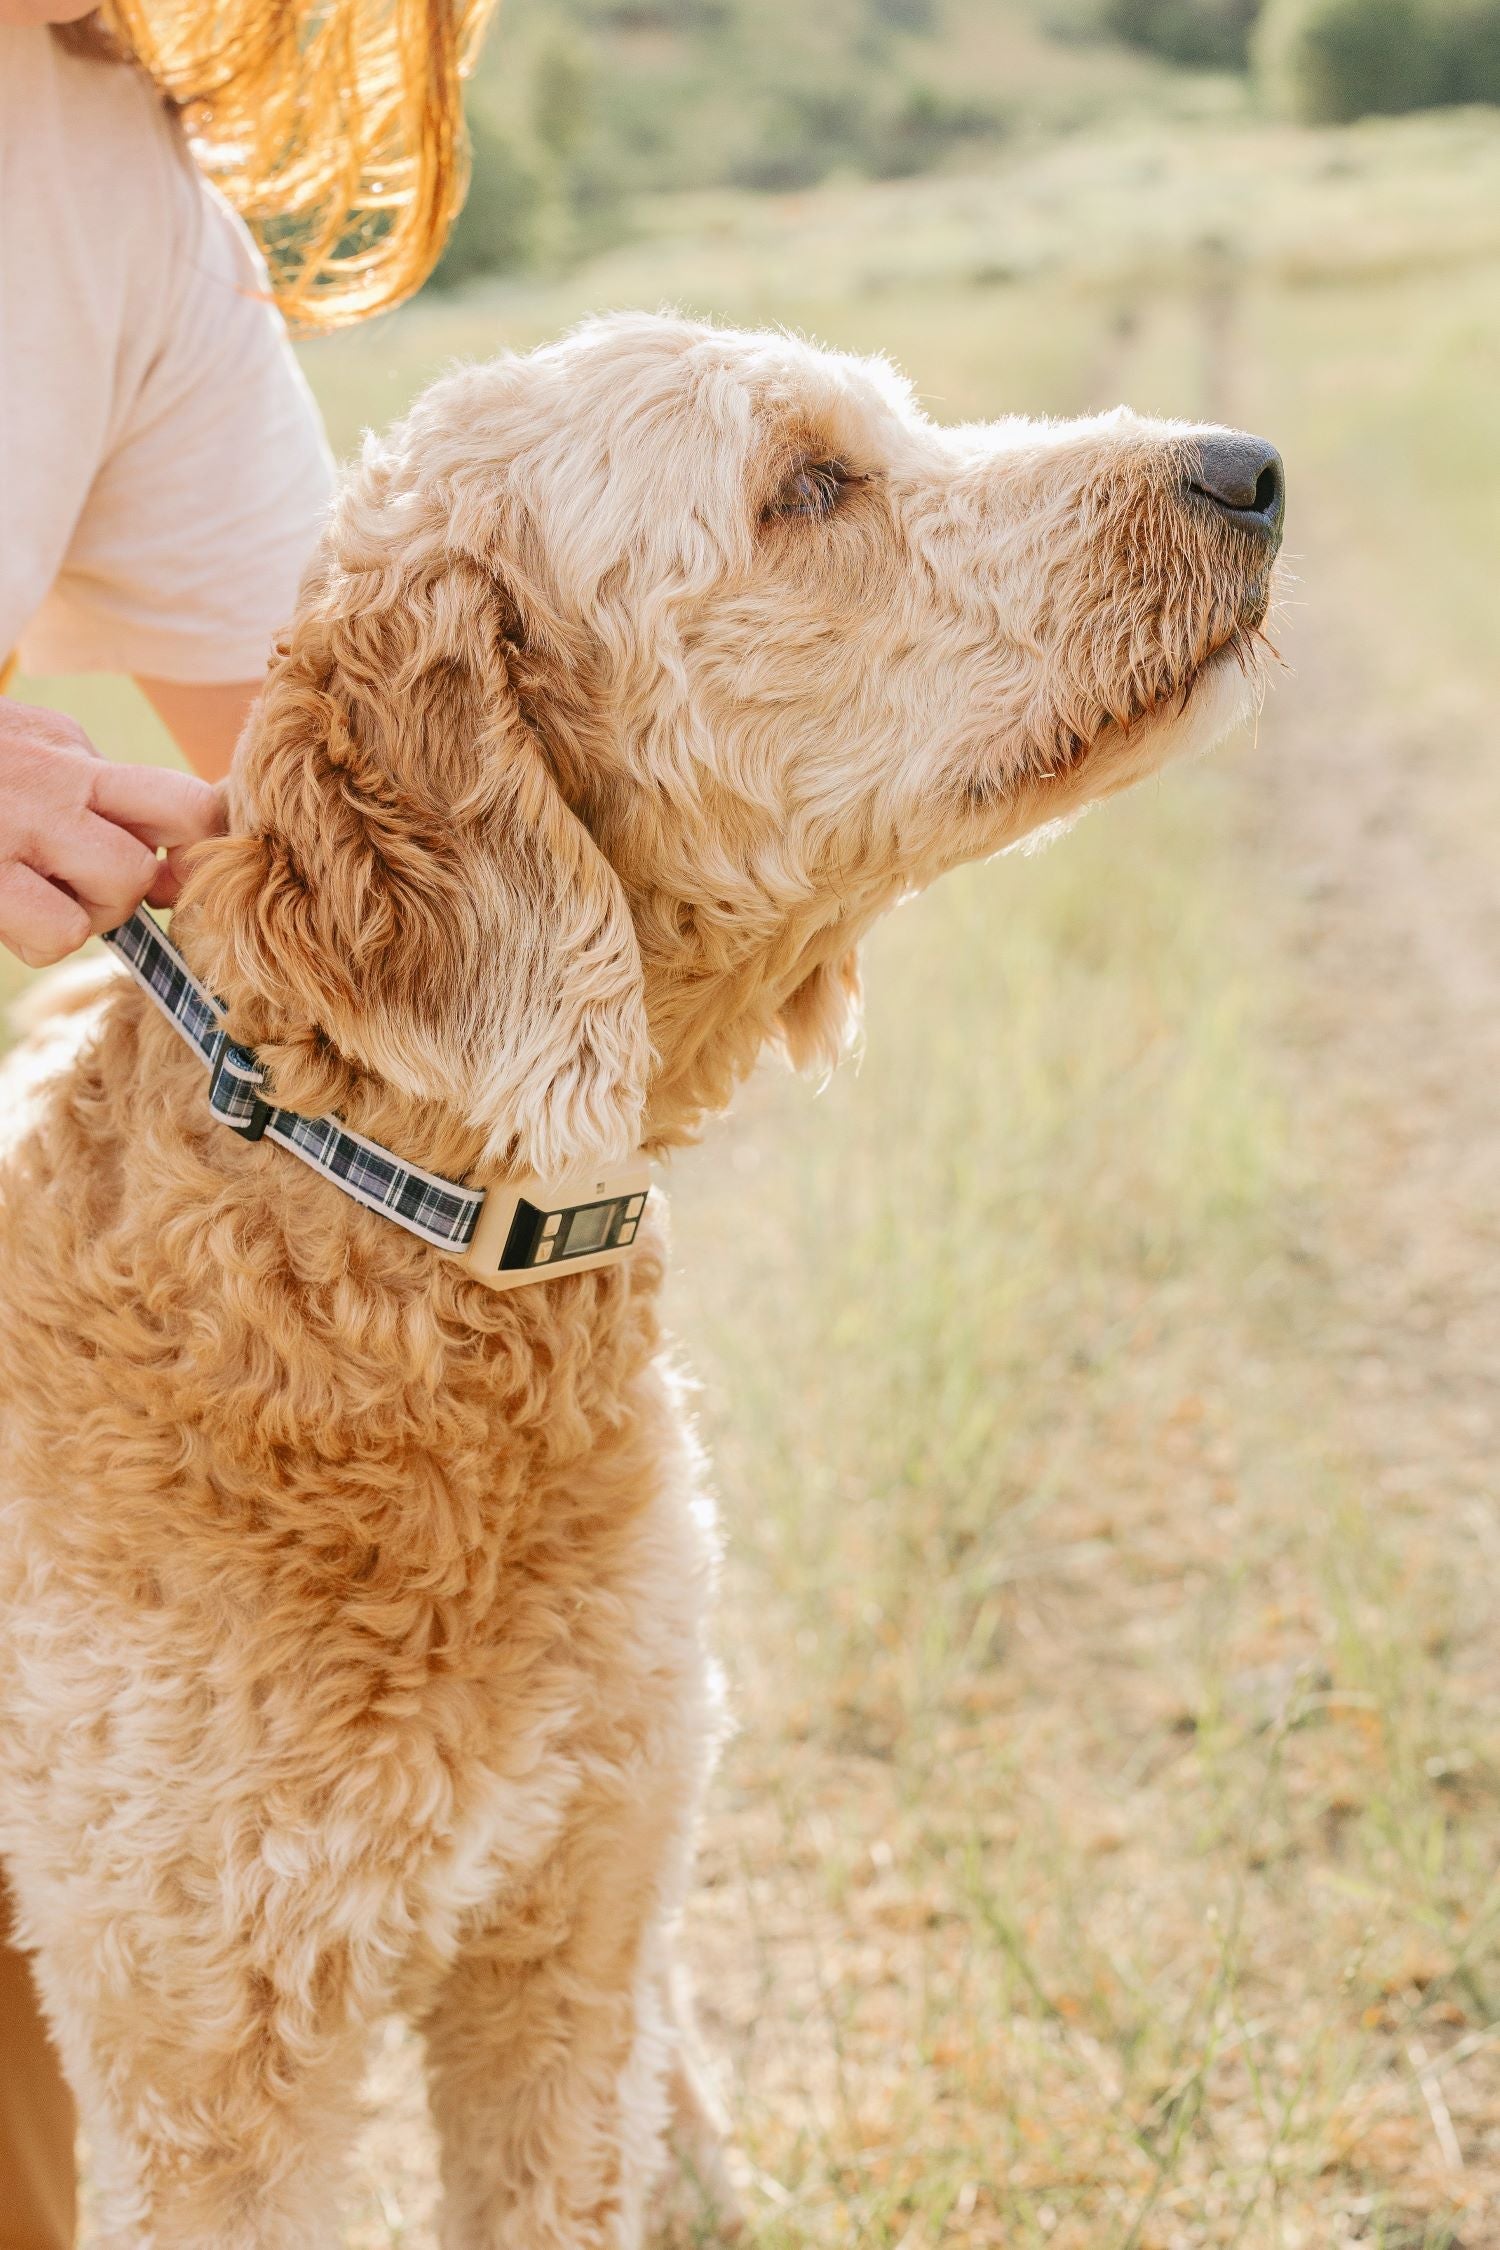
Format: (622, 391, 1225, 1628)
(137, 676, 261, 784)
(0, 696, 221, 967)
(3, 108, 331, 968)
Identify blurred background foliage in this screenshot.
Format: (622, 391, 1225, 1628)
(436, 0, 1500, 289)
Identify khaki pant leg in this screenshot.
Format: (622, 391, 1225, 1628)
(0, 1872, 76, 2250)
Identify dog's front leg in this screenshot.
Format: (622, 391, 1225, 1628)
(423, 1767, 692, 2250)
(6, 1848, 384, 2250)
(419, 1529, 745, 2250)
(420, 1414, 732, 2250)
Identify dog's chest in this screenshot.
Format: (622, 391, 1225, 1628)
(303, 1472, 706, 1993)
(0, 1183, 707, 1995)
(398, 1693, 586, 1980)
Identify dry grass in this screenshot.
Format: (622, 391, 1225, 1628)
(26, 112, 1500, 2250)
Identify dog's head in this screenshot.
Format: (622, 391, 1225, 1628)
(188, 313, 1282, 1176)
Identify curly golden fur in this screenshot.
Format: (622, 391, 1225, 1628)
(0, 314, 1278, 2247)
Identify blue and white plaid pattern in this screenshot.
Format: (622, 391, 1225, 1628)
(102, 909, 485, 1253)
(207, 1036, 270, 1132)
(106, 907, 222, 1065)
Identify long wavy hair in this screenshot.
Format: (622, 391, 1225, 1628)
(54, 2, 501, 332)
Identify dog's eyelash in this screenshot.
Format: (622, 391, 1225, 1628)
(770, 459, 851, 520)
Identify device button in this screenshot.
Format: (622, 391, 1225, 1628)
(532, 1240, 555, 1263)
(541, 1213, 562, 1239)
(616, 1220, 637, 1244)
(625, 1194, 646, 1218)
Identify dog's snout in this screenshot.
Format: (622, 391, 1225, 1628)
(1185, 433, 1285, 545)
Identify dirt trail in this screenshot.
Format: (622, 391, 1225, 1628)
(1194, 239, 1500, 1573)
(1248, 565, 1500, 1538)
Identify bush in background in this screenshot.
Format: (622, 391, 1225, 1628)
(1438, 0, 1500, 100)
(1109, 0, 1500, 105)
(1104, 0, 1261, 69)
(434, 113, 553, 285)
(433, 21, 634, 286)
(1256, 0, 1442, 117)
(1257, 0, 1500, 119)
(731, 78, 1005, 191)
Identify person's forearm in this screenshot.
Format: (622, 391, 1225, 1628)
(136, 677, 262, 783)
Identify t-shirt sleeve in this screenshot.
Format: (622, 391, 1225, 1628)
(20, 178, 335, 684)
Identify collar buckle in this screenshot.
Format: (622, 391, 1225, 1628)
(208, 1033, 272, 1141)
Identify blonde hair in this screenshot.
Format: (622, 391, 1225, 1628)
(72, 2, 501, 332)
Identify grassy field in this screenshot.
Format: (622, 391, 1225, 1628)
(21, 105, 1500, 2250)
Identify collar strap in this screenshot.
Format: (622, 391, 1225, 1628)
(103, 908, 488, 1256)
(103, 910, 653, 1287)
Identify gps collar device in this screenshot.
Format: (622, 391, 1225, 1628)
(102, 908, 651, 1292)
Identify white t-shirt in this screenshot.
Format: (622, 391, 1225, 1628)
(0, 26, 334, 681)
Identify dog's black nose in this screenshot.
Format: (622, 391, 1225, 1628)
(1186, 433, 1285, 545)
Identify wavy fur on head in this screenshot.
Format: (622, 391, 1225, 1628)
(0, 314, 1278, 2247)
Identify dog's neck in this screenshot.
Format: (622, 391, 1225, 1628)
(167, 892, 507, 1186)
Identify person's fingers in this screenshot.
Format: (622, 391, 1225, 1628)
(36, 807, 161, 934)
(0, 750, 224, 967)
(89, 762, 224, 852)
(143, 829, 225, 907)
(145, 852, 187, 910)
(0, 861, 91, 969)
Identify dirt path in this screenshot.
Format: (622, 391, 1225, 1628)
(1249, 556, 1500, 1545)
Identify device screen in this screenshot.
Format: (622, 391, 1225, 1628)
(561, 1201, 617, 1255)
(498, 1187, 647, 1273)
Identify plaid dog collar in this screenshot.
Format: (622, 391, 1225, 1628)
(103, 908, 488, 1254)
(101, 910, 654, 1291)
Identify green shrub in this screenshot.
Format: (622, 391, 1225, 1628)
(577, 0, 734, 27)
(1256, 0, 1442, 116)
(1256, 0, 1478, 120)
(866, 84, 1009, 178)
(432, 112, 554, 285)
(867, 0, 940, 28)
(531, 31, 596, 163)
(1437, 0, 1500, 99)
(727, 76, 1004, 192)
(1105, 0, 1262, 69)
(729, 83, 872, 191)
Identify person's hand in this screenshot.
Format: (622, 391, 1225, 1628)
(0, 698, 223, 968)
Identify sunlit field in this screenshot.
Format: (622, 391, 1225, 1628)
(22, 107, 1500, 2250)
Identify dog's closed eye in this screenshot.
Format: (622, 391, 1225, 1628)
(767, 458, 852, 521)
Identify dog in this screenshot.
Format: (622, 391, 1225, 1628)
(0, 312, 1282, 2247)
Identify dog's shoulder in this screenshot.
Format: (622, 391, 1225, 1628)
(0, 952, 126, 1163)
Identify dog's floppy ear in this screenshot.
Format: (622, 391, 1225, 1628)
(188, 549, 649, 1182)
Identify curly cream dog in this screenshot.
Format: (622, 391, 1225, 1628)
(0, 314, 1282, 2247)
